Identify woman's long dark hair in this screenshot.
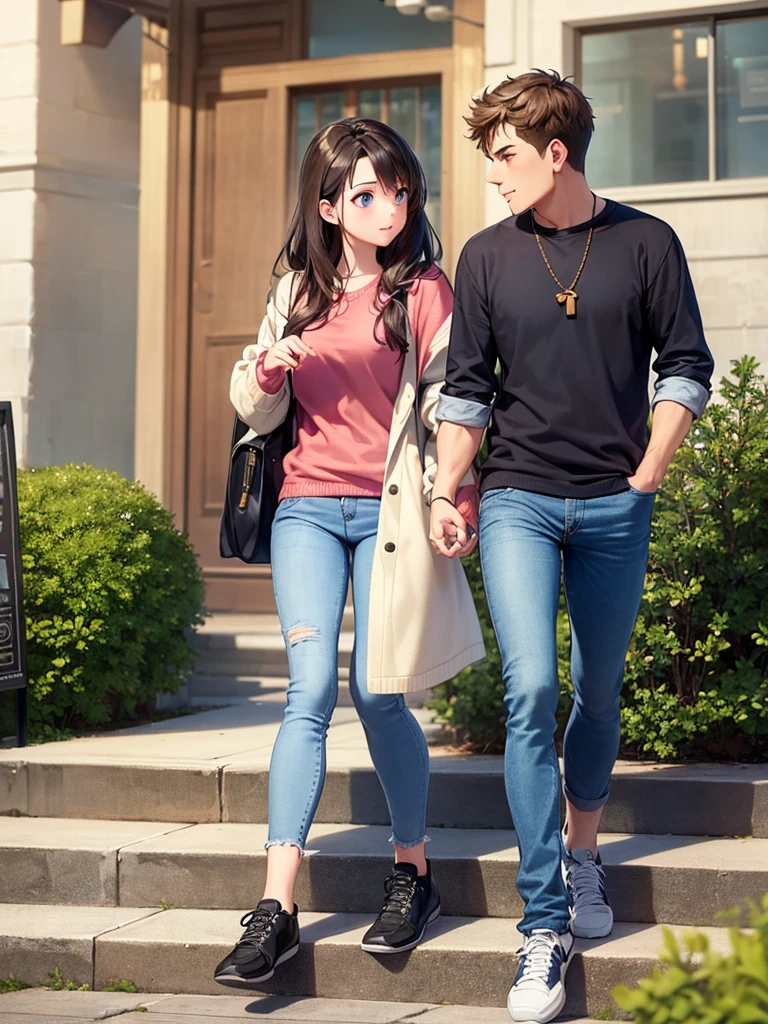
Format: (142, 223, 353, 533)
(273, 118, 442, 356)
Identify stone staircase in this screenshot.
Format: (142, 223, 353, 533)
(183, 612, 355, 703)
(174, 612, 430, 711)
(1, 732, 767, 1017)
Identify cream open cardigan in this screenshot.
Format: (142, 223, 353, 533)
(230, 272, 485, 693)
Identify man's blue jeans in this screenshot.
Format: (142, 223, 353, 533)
(267, 496, 430, 852)
(479, 485, 654, 935)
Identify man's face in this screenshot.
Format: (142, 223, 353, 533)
(485, 123, 558, 216)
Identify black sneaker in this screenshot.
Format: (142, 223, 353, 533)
(213, 899, 299, 987)
(361, 860, 441, 953)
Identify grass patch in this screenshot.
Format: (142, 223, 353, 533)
(104, 980, 138, 993)
(0, 978, 30, 995)
(46, 967, 90, 992)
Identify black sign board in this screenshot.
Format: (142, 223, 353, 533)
(0, 403, 27, 746)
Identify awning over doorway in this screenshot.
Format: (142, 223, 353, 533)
(59, 0, 168, 47)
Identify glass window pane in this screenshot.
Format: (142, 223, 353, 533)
(390, 86, 417, 149)
(716, 17, 768, 179)
(359, 89, 383, 120)
(319, 91, 344, 127)
(309, 0, 451, 59)
(295, 96, 316, 168)
(581, 24, 709, 186)
(419, 84, 442, 234)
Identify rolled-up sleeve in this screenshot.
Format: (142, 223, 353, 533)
(652, 375, 710, 419)
(436, 393, 492, 428)
(436, 243, 497, 428)
(648, 231, 714, 419)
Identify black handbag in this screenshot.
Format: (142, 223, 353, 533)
(219, 377, 295, 564)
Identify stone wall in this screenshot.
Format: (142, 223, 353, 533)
(0, 0, 141, 474)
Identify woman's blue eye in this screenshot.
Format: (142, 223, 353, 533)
(395, 187, 408, 205)
(353, 192, 374, 208)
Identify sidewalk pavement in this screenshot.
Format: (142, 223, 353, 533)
(0, 688, 444, 768)
(0, 990, 614, 1023)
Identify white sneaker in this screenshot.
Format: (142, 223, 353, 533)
(562, 846, 614, 939)
(507, 928, 574, 1023)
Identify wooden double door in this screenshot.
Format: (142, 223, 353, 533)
(185, 51, 455, 611)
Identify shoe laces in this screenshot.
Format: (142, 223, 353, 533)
(378, 870, 417, 923)
(237, 906, 277, 949)
(567, 854, 607, 910)
(516, 930, 561, 986)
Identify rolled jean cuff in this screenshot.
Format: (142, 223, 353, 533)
(519, 918, 571, 938)
(563, 781, 610, 813)
(436, 393, 492, 428)
(265, 838, 304, 854)
(389, 833, 430, 849)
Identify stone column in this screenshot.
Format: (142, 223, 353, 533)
(0, 0, 141, 475)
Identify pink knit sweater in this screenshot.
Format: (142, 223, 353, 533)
(251, 268, 454, 501)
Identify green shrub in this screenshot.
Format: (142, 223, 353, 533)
(4, 464, 205, 741)
(622, 357, 768, 760)
(612, 893, 768, 1022)
(429, 357, 768, 761)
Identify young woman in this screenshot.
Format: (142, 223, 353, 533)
(214, 118, 484, 989)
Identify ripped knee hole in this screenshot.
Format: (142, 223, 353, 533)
(286, 626, 320, 645)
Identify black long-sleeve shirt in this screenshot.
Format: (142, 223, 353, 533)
(438, 200, 714, 499)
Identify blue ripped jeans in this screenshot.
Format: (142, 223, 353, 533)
(267, 496, 430, 852)
(479, 485, 654, 935)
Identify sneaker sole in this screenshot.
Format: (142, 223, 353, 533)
(214, 941, 300, 988)
(507, 941, 573, 1023)
(360, 903, 441, 954)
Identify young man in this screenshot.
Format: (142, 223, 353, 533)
(430, 71, 713, 1023)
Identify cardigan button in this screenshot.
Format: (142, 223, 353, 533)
(389, 484, 398, 495)
(384, 542, 396, 553)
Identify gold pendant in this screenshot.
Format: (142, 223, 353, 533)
(556, 289, 578, 318)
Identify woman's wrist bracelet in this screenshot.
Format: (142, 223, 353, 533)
(428, 495, 459, 511)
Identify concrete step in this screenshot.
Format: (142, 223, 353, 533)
(188, 672, 350, 701)
(3, 749, 766, 836)
(195, 612, 354, 679)
(0, 902, 735, 1016)
(1, 818, 766, 928)
(0, 989, 621, 1024)
(193, 639, 353, 679)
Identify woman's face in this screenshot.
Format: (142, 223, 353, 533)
(319, 156, 409, 248)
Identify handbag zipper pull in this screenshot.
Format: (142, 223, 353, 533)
(239, 451, 257, 510)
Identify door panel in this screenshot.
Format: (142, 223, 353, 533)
(188, 80, 285, 611)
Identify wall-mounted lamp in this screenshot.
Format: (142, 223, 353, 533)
(393, 0, 425, 13)
(424, 4, 483, 26)
(382, 0, 483, 28)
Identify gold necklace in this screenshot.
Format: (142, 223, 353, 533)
(531, 194, 597, 319)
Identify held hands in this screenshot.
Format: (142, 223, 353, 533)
(262, 334, 317, 373)
(429, 489, 479, 559)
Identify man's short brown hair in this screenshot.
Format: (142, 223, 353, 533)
(466, 69, 595, 173)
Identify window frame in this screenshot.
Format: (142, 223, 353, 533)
(288, 73, 443, 205)
(575, 8, 768, 194)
